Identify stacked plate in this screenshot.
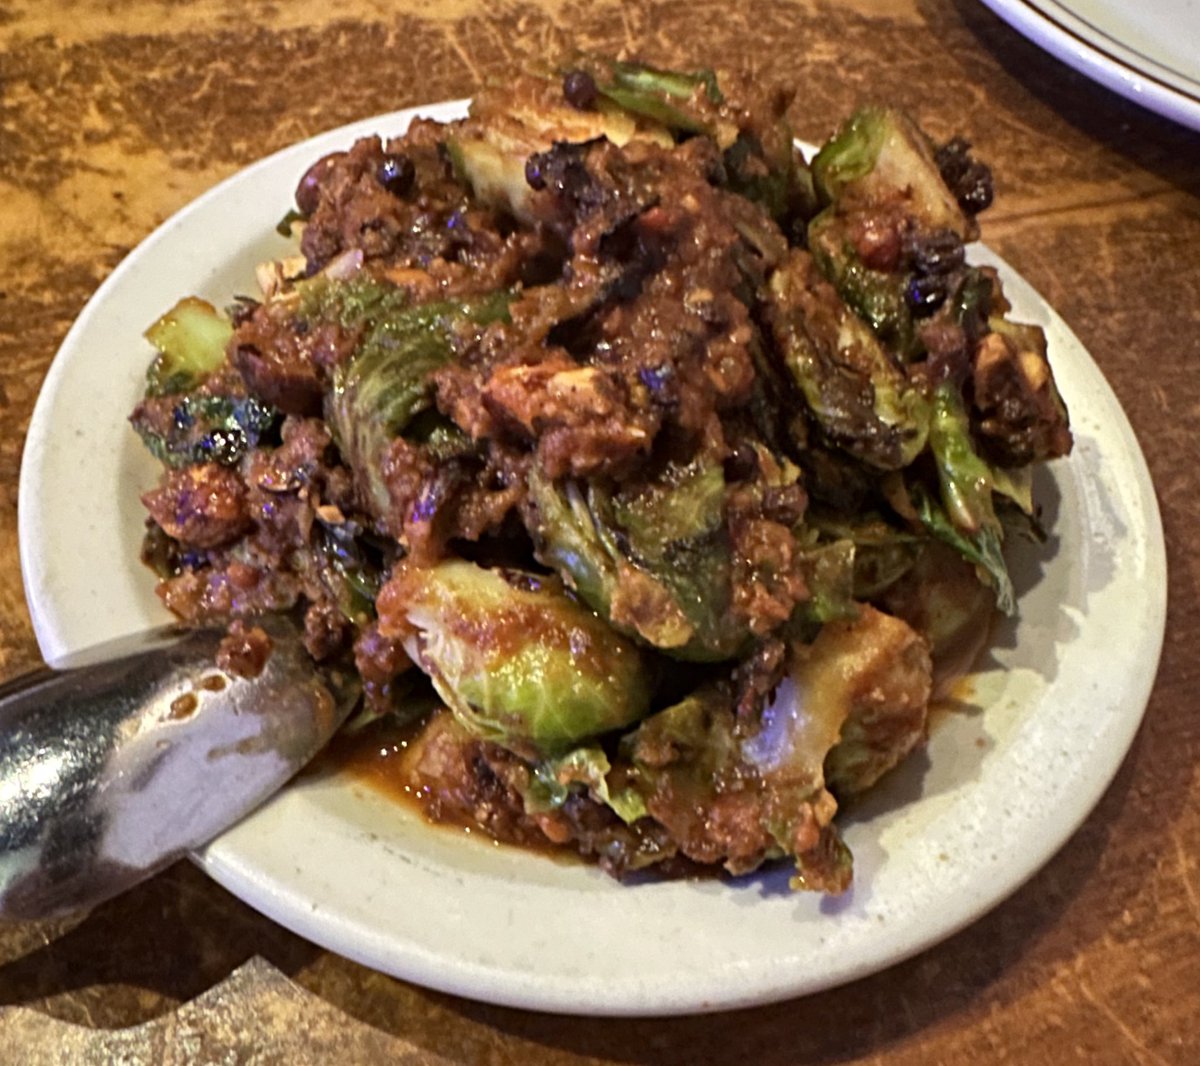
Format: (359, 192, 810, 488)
(981, 0, 1200, 130)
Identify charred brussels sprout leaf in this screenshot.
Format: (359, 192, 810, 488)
(725, 132, 817, 231)
(313, 518, 387, 626)
(811, 107, 972, 236)
(609, 59, 723, 104)
(527, 461, 752, 661)
(910, 482, 1012, 616)
(320, 283, 512, 516)
(143, 297, 234, 397)
(525, 746, 649, 825)
(587, 56, 726, 138)
(766, 252, 930, 469)
(379, 560, 653, 757)
(275, 208, 306, 238)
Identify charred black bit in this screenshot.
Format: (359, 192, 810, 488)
(906, 273, 950, 317)
(523, 140, 604, 211)
(524, 155, 547, 191)
(907, 228, 966, 277)
(226, 296, 261, 328)
(934, 137, 994, 216)
(563, 69, 599, 110)
(377, 153, 416, 197)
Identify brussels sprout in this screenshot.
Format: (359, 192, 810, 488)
(319, 281, 512, 517)
(766, 251, 930, 469)
(377, 560, 652, 757)
(449, 56, 812, 228)
(973, 316, 1073, 466)
(807, 108, 980, 359)
(806, 213, 916, 356)
(616, 676, 852, 891)
(877, 540, 998, 684)
(811, 107, 973, 236)
(143, 297, 234, 396)
(527, 461, 752, 661)
(581, 56, 816, 226)
(816, 606, 933, 797)
(446, 67, 671, 223)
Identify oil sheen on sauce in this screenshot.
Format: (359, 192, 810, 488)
(317, 711, 576, 860)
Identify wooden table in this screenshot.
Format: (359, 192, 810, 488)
(2, 1, 1197, 1061)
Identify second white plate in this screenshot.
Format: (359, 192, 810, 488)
(981, 0, 1200, 130)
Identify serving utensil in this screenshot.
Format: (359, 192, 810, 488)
(0, 616, 357, 921)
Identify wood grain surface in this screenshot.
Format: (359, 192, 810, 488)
(1, 0, 1198, 1061)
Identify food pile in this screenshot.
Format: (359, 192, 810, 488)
(131, 55, 1071, 892)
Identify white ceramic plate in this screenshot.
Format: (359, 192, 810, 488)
(980, 0, 1200, 130)
(18, 103, 1166, 1015)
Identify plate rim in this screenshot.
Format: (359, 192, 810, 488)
(17, 102, 1169, 1015)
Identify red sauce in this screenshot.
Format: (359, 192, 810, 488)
(319, 714, 432, 812)
(316, 713, 586, 862)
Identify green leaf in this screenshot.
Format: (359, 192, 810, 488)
(143, 297, 233, 397)
(528, 465, 752, 662)
(526, 746, 649, 824)
(910, 481, 1014, 615)
(928, 383, 998, 533)
(319, 283, 512, 517)
(609, 59, 723, 103)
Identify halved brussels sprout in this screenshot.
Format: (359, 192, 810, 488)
(815, 605, 933, 797)
(526, 460, 752, 661)
(811, 106, 973, 236)
(613, 670, 852, 891)
(877, 540, 998, 687)
(808, 107, 978, 358)
(317, 279, 512, 517)
(448, 55, 812, 230)
(766, 251, 930, 469)
(527, 614, 926, 891)
(446, 68, 671, 223)
(376, 559, 652, 757)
